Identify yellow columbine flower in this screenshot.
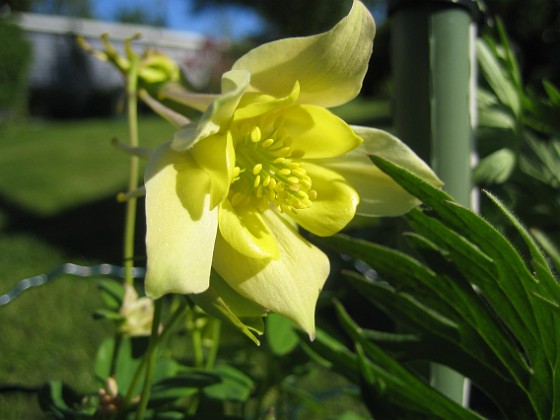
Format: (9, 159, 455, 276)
(144, 1, 442, 340)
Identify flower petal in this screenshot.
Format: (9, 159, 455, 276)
(218, 199, 279, 259)
(291, 162, 359, 236)
(191, 131, 235, 209)
(144, 143, 218, 298)
(281, 105, 362, 159)
(209, 270, 267, 318)
(172, 70, 250, 151)
(233, 81, 300, 121)
(212, 210, 329, 339)
(232, 1, 375, 107)
(318, 127, 443, 216)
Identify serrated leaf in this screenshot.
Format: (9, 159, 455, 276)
(368, 155, 557, 418)
(334, 303, 483, 420)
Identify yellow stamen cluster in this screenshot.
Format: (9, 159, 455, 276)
(230, 119, 317, 214)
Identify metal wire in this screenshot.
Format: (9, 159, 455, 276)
(0, 263, 146, 306)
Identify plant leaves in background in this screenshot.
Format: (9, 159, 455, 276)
(309, 155, 560, 419)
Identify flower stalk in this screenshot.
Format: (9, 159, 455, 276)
(123, 55, 140, 287)
(135, 299, 163, 419)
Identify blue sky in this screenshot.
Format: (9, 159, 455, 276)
(93, 0, 265, 39)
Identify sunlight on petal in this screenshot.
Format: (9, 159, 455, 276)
(172, 70, 250, 151)
(291, 162, 359, 236)
(232, 0, 375, 107)
(191, 132, 235, 209)
(144, 144, 218, 298)
(213, 211, 329, 338)
(218, 199, 279, 259)
(282, 105, 362, 158)
(234, 81, 300, 121)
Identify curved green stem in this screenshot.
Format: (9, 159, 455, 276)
(135, 299, 163, 420)
(123, 56, 140, 286)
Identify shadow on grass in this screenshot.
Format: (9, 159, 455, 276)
(0, 192, 147, 265)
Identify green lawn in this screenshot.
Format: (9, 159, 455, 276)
(0, 116, 175, 417)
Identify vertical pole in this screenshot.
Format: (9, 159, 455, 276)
(390, 0, 479, 406)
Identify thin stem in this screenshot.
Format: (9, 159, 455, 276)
(109, 334, 122, 377)
(135, 299, 163, 420)
(123, 56, 140, 286)
(192, 327, 204, 368)
(110, 54, 140, 398)
(205, 320, 221, 370)
(122, 299, 188, 411)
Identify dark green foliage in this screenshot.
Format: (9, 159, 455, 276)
(308, 156, 560, 419)
(476, 21, 560, 255)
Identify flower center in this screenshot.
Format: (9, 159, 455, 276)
(228, 116, 317, 214)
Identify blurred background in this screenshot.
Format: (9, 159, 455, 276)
(0, 0, 559, 417)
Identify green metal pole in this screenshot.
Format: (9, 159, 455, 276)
(390, 0, 479, 406)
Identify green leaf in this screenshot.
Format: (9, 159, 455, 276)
(477, 107, 516, 130)
(94, 337, 142, 394)
(98, 279, 124, 311)
(334, 302, 483, 420)
(543, 80, 560, 106)
(300, 329, 360, 384)
(495, 19, 522, 89)
(474, 148, 516, 184)
(37, 381, 96, 418)
(367, 154, 558, 418)
(531, 229, 560, 273)
(266, 313, 299, 355)
(149, 371, 221, 407)
(92, 308, 124, 322)
(202, 364, 254, 402)
(477, 38, 521, 117)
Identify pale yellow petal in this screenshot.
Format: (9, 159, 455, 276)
(172, 70, 250, 151)
(144, 143, 218, 298)
(212, 210, 329, 339)
(218, 199, 279, 259)
(281, 105, 362, 159)
(233, 81, 300, 121)
(232, 1, 375, 107)
(191, 132, 235, 209)
(318, 127, 443, 216)
(291, 162, 359, 236)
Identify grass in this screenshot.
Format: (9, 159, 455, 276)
(0, 116, 174, 417)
